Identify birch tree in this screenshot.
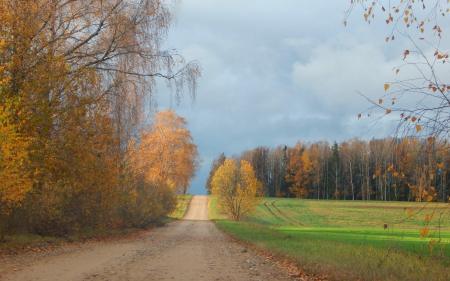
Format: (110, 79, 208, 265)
(211, 159, 262, 220)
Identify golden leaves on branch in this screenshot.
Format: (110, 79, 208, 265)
(132, 109, 200, 195)
(211, 159, 262, 220)
(0, 0, 201, 233)
(403, 50, 410, 59)
(287, 144, 313, 199)
(0, 97, 35, 214)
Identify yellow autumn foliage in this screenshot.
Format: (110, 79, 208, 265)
(132, 109, 200, 195)
(0, 0, 200, 235)
(211, 159, 262, 220)
(121, 109, 200, 227)
(0, 96, 34, 214)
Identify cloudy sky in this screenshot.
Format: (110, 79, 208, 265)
(155, 0, 450, 195)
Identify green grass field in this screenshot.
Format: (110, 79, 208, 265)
(210, 197, 450, 280)
(250, 198, 450, 230)
(249, 198, 450, 255)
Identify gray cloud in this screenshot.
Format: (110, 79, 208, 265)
(155, 0, 450, 195)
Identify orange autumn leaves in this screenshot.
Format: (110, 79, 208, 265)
(351, 0, 448, 40)
(415, 214, 446, 252)
(0, 0, 201, 234)
(286, 142, 313, 199)
(358, 83, 425, 132)
(351, 1, 450, 144)
(0, 96, 35, 214)
(0, 39, 33, 214)
(130, 109, 200, 195)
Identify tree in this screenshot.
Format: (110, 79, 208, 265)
(250, 147, 270, 196)
(267, 145, 289, 197)
(0, 0, 201, 234)
(211, 159, 262, 220)
(0, 44, 34, 217)
(132, 109, 200, 195)
(329, 142, 341, 199)
(205, 153, 226, 192)
(340, 141, 355, 200)
(286, 142, 313, 198)
(0, 96, 34, 216)
(309, 143, 324, 199)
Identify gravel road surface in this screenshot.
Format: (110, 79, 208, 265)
(0, 195, 294, 280)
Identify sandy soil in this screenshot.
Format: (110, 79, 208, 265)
(0, 195, 294, 280)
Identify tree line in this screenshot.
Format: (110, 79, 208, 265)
(206, 137, 450, 202)
(0, 0, 200, 236)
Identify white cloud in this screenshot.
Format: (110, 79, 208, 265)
(154, 0, 450, 195)
(292, 37, 397, 112)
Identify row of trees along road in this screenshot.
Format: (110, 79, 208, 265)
(206, 137, 450, 202)
(0, 0, 201, 236)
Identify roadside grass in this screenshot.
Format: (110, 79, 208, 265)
(208, 195, 227, 220)
(211, 197, 450, 280)
(168, 194, 193, 219)
(0, 227, 143, 255)
(0, 234, 63, 251)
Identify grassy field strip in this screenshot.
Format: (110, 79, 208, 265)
(214, 220, 450, 280)
(263, 201, 293, 225)
(271, 201, 304, 226)
(255, 198, 450, 230)
(276, 226, 450, 256)
(211, 197, 450, 280)
(168, 194, 193, 219)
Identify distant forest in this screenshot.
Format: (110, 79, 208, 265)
(205, 137, 450, 202)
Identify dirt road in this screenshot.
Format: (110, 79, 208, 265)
(0, 195, 294, 280)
